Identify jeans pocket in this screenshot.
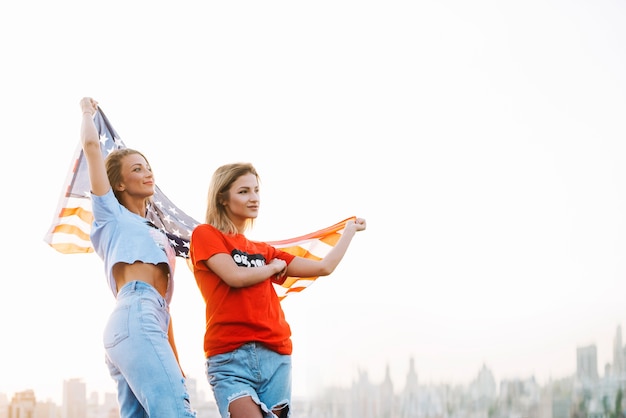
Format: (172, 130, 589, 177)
(207, 351, 235, 368)
(103, 304, 130, 348)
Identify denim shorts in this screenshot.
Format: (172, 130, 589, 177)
(206, 342, 292, 418)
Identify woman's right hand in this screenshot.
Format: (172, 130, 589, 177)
(80, 97, 98, 116)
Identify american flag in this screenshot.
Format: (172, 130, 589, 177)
(43, 108, 199, 258)
(44, 107, 354, 299)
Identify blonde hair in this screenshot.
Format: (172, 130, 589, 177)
(205, 162, 259, 234)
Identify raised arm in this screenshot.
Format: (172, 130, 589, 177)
(80, 97, 110, 196)
(285, 217, 366, 278)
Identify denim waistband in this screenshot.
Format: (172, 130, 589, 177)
(118, 280, 162, 299)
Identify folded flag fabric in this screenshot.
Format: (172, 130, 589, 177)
(266, 216, 356, 301)
(44, 107, 354, 299)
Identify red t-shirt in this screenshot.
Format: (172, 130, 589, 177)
(190, 224, 296, 357)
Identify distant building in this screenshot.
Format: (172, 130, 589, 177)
(9, 390, 35, 418)
(379, 364, 394, 418)
(0, 393, 8, 418)
(577, 344, 599, 384)
(35, 399, 58, 418)
(351, 369, 378, 418)
(399, 357, 419, 418)
(614, 325, 624, 377)
(62, 378, 86, 418)
(469, 363, 497, 408)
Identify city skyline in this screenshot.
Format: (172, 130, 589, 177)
(8, 355, 625, 418)
(4, 322, 626, 406)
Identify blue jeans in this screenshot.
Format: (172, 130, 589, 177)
(207, 342, 292, 418)
(104, 281, 196, 418)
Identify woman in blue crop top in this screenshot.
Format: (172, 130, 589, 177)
(79, 97, 196, 417)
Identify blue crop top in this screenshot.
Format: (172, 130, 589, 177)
(90, 189, 176, 304)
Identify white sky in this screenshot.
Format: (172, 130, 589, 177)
(1, 0, 626, 406)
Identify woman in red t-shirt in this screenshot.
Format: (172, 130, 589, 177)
(189, 162, 366, 418)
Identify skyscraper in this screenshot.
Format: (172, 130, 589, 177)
(576, 344, 599, 384)
(614, 325, 624, 377)
(62, 378, 86, 418)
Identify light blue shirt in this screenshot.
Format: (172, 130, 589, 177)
(90, 189, 176, 304)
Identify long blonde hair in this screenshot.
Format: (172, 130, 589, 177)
(205, 162, 259, 234)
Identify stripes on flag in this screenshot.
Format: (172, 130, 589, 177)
(45, 138, 95, 254)
(267, 216, 356, 301)
(46, 193, 94, 254)
(44, 106, 353, 299)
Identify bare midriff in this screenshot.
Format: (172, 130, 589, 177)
(113, 261, 170, 298)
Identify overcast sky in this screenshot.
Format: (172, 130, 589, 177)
(1, 0, 626, 406)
